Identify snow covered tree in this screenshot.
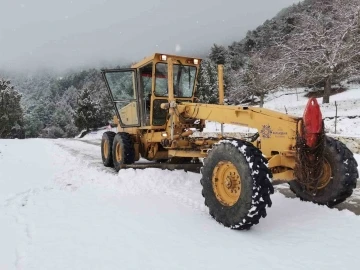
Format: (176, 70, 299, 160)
(23, 113, 43, 138)
(225, 68, 249, 104)
(6, 67, 115, 138)
(51, 101, 74, 132)
(209, 44, 227, 65)
(81, 75, 114, 125)
(229, 50, 285, 107)
(40, 126, 65, 138)
(64, 123, 78, 138)
(196, 59, 219, 104)
(275, 0, 360, 103)
(61, 86, 78, 108)
(0, 79, 24, 138)
(74, 88, 100, 131)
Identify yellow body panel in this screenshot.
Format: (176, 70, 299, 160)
(177, 103, 300, 158)
(119, 101, 139, 126)
(107, 52, 301, 181)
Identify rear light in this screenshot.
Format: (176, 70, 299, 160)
(160, 55, 167, 61)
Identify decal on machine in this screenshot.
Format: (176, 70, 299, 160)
(272, 127, 288, 138)
(260, 124, 272, 139)
(261, 125, 288, 139)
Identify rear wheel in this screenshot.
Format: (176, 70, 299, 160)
(201, 139, 274, 230)
(289, 136, 358, 207)
(112, 132, 135, 172)
(101, 131, 116, 167)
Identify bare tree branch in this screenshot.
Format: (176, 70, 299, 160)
(274, 0, 360, 103)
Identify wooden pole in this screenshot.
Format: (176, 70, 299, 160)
(334, 101, 338, 134)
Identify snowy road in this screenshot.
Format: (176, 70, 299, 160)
(64, 138, 360, 214)
(1, 139, 360, 270)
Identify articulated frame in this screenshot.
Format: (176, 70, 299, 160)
(119, 101, 300, 182)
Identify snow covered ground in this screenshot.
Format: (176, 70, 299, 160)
(1, 138, 360, 270)
(1, 87, 360, 269)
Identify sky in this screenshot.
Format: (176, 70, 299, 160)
(0, 0, 300, 72)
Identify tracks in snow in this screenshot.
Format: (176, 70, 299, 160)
(3, 189, 39, 269)
(53, 139, 209, 215)
(58, 139, 360, 216)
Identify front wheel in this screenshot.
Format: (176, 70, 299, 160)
(200, 139, 274, 230)
(112, 132, 135, 172)
(101, 131, 116, 167)
(289, 136, 358, 207)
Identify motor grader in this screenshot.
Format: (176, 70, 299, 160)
(100, 53, 358, 230)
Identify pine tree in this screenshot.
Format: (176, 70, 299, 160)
(0, 79, 24, 138)
(196, 59, 218, 104)
(74, 88, 100, 131)
(23, 113, 43, 138)
(209, 44, 227, 65)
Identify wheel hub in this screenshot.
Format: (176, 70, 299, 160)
(304, 159, 332, 191)
(212, 161, 241, 207)
(103, 140, 109, 158)
(115, 143, 123, 162)
(314, 159, 332, 189)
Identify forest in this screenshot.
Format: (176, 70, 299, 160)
(1, 0, 359, 138)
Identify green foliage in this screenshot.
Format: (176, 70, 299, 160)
(23, 113, 43, 138)
(0, 79, 24, 138)
(8, 68, 114, 138)
(40, 126, 65, 138)
(209, 44, 227, 65)
(74, 88, 101, 131)
(196, 59, 219, 104)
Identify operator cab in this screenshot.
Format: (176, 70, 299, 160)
(101, 53, 201, 128)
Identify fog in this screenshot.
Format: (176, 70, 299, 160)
(0, 0, 300, 71)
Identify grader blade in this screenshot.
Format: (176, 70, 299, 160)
(119, 162, 202, 173)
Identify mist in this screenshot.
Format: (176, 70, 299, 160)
(0, 0, 300, 72)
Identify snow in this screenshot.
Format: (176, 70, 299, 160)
(355, 154, 360, 168)
(201, 85, 360, 137)
(1, 87, 360, 269)
(79, 126, 118, 141)
(0, 139, 359, 269)
(264, 86, 360, 136)
(78, 85, 360, 139)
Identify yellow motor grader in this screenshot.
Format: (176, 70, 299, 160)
(100, 53, 358, 230)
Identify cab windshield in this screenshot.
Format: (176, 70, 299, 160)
(154, 63, 196, 98)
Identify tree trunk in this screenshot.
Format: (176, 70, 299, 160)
(323, 76, 332, 104)
(0, 126, 5, 138)
(260, 94, 264, 108)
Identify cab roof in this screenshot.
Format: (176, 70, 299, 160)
(131, 53, 202, 68)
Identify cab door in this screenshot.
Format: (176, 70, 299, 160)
(101, 69, 141, 127)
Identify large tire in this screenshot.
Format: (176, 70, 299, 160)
(201, 139, 274, 230)
(101, 131, 116, 167)
(112, 132, 135, 172)
(289, 136, 358, 207)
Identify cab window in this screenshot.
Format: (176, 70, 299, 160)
(155, 63, 197, 98)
